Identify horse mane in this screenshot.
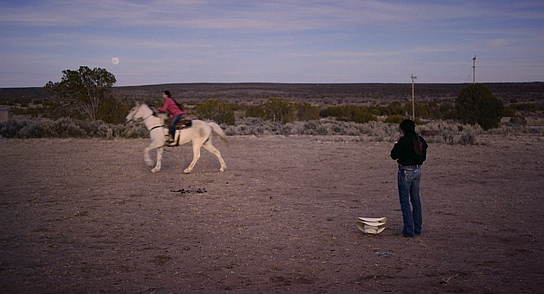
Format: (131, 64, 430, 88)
(144, 102, 159, 116)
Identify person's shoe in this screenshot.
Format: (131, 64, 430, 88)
(402, 231, 415, 238)
(165, 138, 176, 146)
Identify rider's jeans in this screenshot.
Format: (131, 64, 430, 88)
(397, 166, 422, 237)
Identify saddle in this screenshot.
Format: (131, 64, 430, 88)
(164, 118, 192, 129)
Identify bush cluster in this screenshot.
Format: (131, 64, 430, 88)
(455, 84, 503, 130)
(0, 118, 147, 139)
(4, 84, 542, 145)
(8, 97, 129, 123)
(2, 116, 542, 145)
(195, 99, 235, 125)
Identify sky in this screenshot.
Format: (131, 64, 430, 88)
(1, 0, 543, 88)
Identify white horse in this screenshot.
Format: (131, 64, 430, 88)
(125, 102, 227, 174)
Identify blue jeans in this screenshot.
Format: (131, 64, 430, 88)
(170, 114, 183, 139)
(397, 167, 422, 237)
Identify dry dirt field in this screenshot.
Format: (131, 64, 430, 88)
(1, 135, 543, 293)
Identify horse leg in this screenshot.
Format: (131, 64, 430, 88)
(144, 137, 164, 172)
(144, 146, 154, 166)
(151, 147, 163, 173)
(183, 141, 203, 174)
(202, 141, 227, 172)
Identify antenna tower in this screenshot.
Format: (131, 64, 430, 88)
(472, 55, 476, 84)
(411, 74, 417, 120)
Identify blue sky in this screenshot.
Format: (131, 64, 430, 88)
(1, 0, 543, 87)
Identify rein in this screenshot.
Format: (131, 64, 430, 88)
(130, 104, 164, 132)
(149, 125, 163, 131)
(141, 106, 164, 132)
(142, 114, 163, 132)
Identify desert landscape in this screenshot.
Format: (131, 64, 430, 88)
(1, 133, 543, 293)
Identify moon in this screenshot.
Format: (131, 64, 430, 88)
(111, 57, 119, 65)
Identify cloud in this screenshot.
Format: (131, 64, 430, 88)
(1, 0, 543, 86)
(2, 0, 541, 35)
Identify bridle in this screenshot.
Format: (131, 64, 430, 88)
(128, 104, 163, 132)
(126, 104, 142, 122)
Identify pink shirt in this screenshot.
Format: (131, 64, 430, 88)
(157, 97, 185, 116)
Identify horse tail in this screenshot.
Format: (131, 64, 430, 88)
(208, 122, 229, 145)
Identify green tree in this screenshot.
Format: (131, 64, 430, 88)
(44, 66, 117, 121)
(96, 96, 130, 124)
(455, 84, 503, 130)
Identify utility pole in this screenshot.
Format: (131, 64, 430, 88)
(411, 74, 417, 120)
(472, 55, 476, 84)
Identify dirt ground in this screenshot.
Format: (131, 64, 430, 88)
(1, 135, 543, 293)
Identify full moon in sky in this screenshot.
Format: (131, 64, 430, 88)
(111, 57, 119, 65)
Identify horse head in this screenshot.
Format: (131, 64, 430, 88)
(125, 102, 141, 123)
(126, 102, 164, 125)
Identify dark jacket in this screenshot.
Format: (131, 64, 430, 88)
(391, 134, 428, 166)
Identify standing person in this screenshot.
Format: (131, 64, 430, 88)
(157, 91, 186, 144)
(390, 119, 428, 238)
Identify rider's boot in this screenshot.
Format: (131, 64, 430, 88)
(165, 135, 175, 146)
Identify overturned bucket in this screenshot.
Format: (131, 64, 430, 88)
(356, 217, 386, 235)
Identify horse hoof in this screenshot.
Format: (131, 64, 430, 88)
(220, 168, 226, 172)
(183, 169, 191, 174)
(151, 168, 160, 173)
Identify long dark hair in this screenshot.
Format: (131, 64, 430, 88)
(400, 119, 422, 156)
(164, 90, 183, 110)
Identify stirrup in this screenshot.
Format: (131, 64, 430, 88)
(164, 137, 176, 146)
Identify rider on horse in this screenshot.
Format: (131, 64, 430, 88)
(157, 91, 186, 145)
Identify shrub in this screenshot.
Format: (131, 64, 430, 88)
(0, 120, 30, 138)
(48, 117, 87, 138)
(455, 84, 503, 130)
(262, 98, 296, 124)
(195, 99, 235, 125)
(387, 101, 405, 115)
(458, 132, 476, 145)
(0, 117, 148, 139)
(413, 103, 430, 118)
(509, 115, 527, 126)
(376, 105, 391, 116)
(294, 102, 320, 121)
(384, 115, 405, 124)
(327, 105, 377, 123)
(17, 121, 50, 138)
(245, 104, 266, 119)
(96, 96, 130, 124)
(440, 102, 457, 119)
(512, 103, 539, 112)
(502, 106, 516, 117)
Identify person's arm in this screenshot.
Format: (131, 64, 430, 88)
(157, 99, 171, 112)
(390, 136, 407, 160)
(420, 137, 428, 162)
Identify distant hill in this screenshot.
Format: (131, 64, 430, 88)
(2, 82, 543, 106)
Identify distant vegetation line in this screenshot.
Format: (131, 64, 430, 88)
(2, 82, 544, 103)
(2, 82, 543, 142)
(2, 115, 538, 146)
